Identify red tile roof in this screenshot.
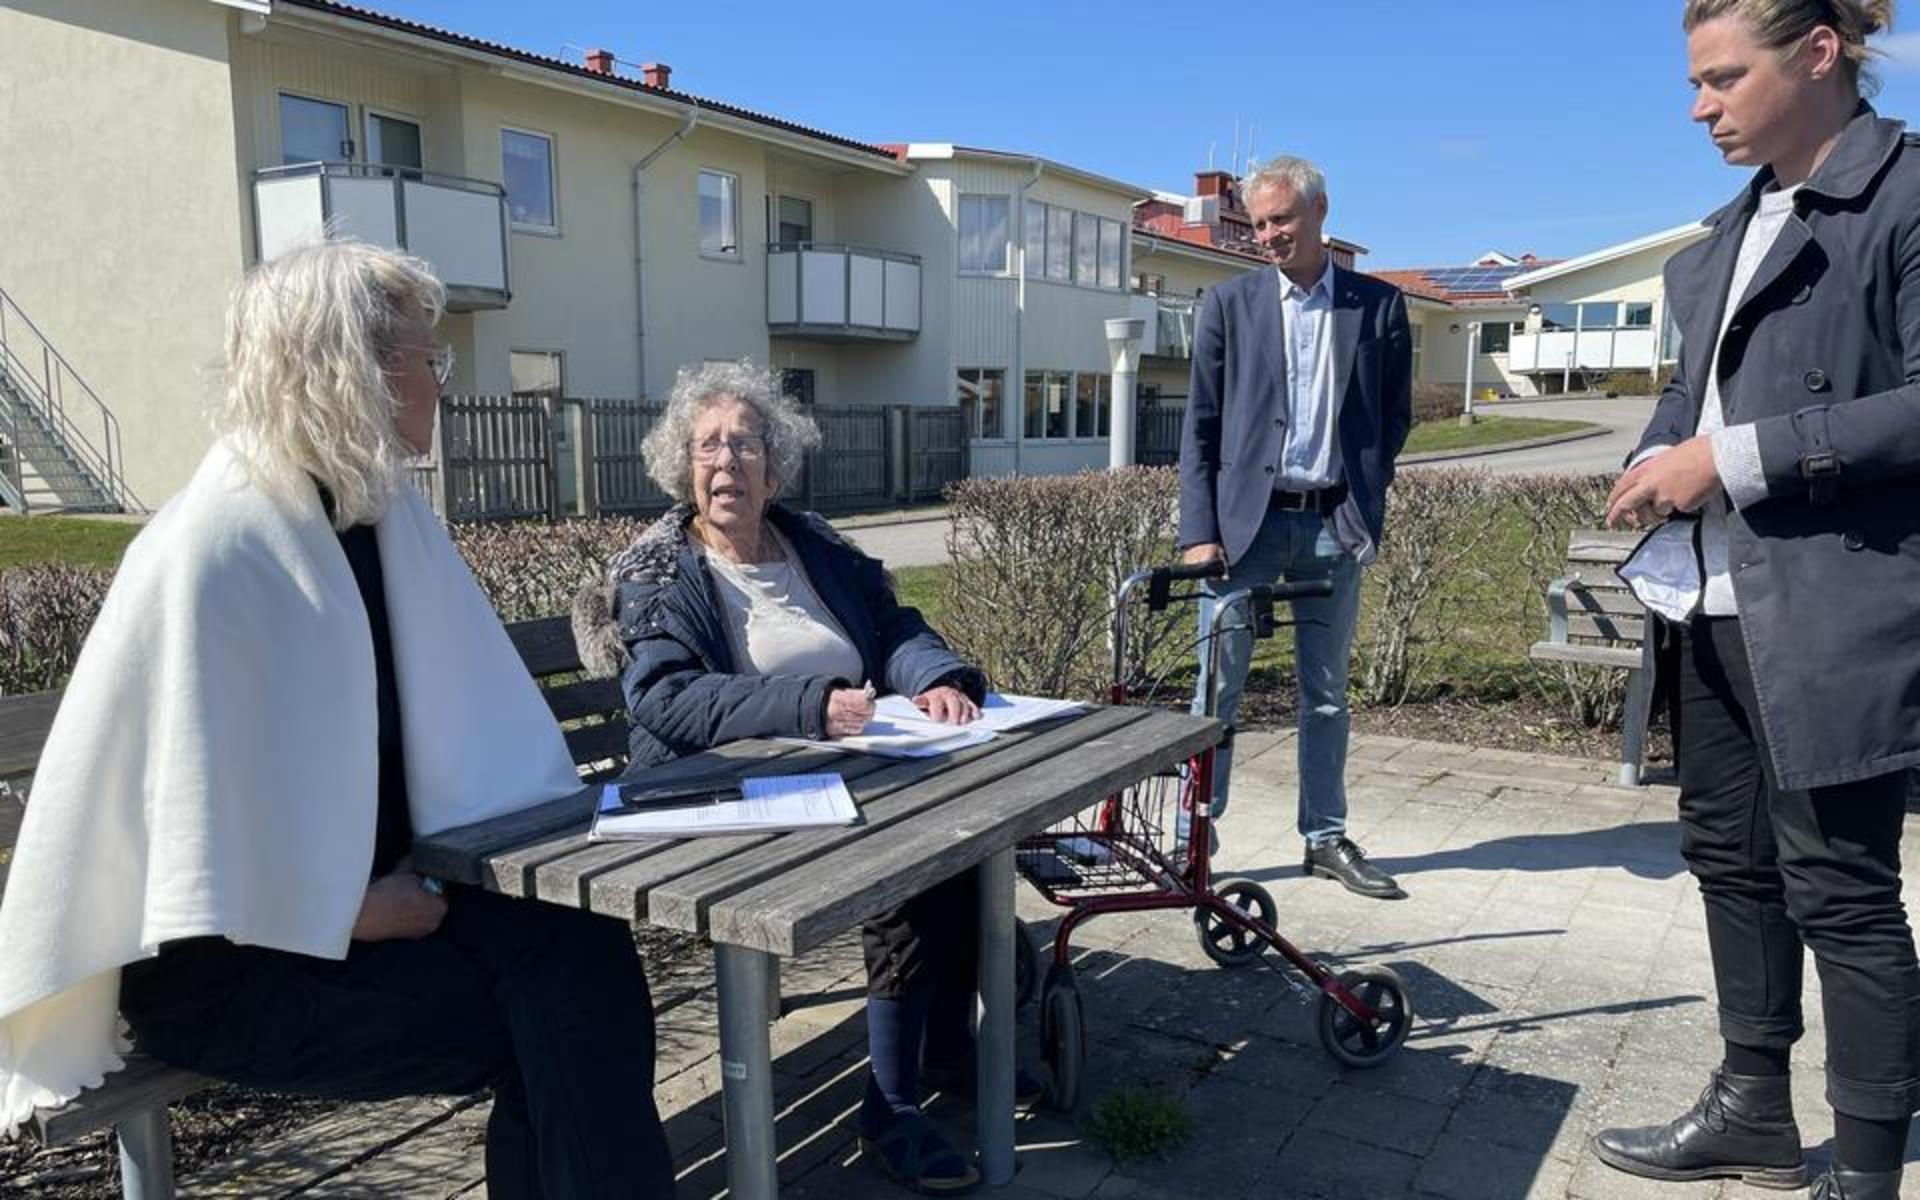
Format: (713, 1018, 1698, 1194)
(280, 0, 900, 161)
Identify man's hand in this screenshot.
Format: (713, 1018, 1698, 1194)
(351, 871, 448, 942)
(1606, 436, 1720, 530)
(1181, 542, 1226, 568)
(913, 685, 980, 725)
(825, 687, 875, 738)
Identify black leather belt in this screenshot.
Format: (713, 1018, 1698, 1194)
(1269, 483, 1348, 514)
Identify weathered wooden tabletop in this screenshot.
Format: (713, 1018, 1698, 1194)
(412, 704, 1220, 956)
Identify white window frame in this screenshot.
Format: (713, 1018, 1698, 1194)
(364, 106, 425, 173)
(957, 193, 1012, 276)
(278, 90, 356, 165)
(509, 348, 565, 398)
(772, 191, 815, 247)
(698, 168, 743, 261)
(501, 125, 560, 236)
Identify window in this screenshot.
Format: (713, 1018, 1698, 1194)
(280, 94, 352, 165)
(698, 169, 739, 256)
(501, 128, 556, 230)
(1024, 370, 1071, 438)
(957, 368, 1005, 439)
(367, 112, 422, 172)
(774, 195, 813, 245)
(1538, 303, 1579, 330)
(1045, 206, 1073, 282)
(1622, 301, 1654, 328)
(510, 350, 563, 398)
(1074, 373, 1111, 439)
(1579, 301, 1619, 329)
(780, 367, 815, 406)
(1073, 213, 1099, 286)
(1479, 322, 1511, 354)
(1132, 273, 1165, 296)
(1024, 203, 1046, 278)
(958, 194, 1010, 274)
(1410, 323, 1424, 375)
(1098, 219, 1124, 290)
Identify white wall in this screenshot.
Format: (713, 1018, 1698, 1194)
(0, 0, 250, 506)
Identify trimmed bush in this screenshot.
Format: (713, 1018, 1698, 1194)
(0, 565, 113, 695)
(1413, 382, 1461, 425)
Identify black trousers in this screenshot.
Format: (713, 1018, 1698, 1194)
(862, 869, 977, 998)
(120, 887, 675, 1198)
(1675, 616, 1920, 1119)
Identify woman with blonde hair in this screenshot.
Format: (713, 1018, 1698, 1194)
(1594, 2, 1916, 1197)
(0, 241, 674, 1197)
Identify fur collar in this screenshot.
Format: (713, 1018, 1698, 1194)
(571, 504, 692, 680)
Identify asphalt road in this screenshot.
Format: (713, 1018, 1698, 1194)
(836, 396, 1657, 569)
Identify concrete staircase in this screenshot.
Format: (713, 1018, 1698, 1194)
(0, 285, 138, 515)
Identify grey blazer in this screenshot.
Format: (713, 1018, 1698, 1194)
(1176, 263, 1413, 566)
(1632, 104, 1920, 789)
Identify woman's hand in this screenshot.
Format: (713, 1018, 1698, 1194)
(1606, 436, 1719, 529)
(351, 871, 448, 942)
(825, 686, 876, 738)
(914, 685, 980, 725)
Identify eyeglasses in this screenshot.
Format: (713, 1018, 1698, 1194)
(689, 435, 768, 463)
(427, 344, 456, 388)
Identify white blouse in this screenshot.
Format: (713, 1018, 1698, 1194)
(703, 530, 866, 682)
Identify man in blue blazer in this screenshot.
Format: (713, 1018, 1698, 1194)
(1177, 156, 1413, 899)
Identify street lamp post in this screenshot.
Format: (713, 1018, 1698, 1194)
(1461, 320, 1481, 426)
(1105, 316, 1146, 469)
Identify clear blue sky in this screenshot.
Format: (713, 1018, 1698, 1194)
(366, 0, 1920, 269)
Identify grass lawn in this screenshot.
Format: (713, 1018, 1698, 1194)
(1401, 413, 1594, 456)
(0, 515, 140, 569)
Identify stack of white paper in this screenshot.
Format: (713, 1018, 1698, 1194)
(589, 772, 861, 840)
(872, 692, 1087, 734)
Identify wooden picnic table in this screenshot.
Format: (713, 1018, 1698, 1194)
(412, 703, 1219, 1198)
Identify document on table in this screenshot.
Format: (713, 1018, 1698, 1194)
(779, 711, 997, 758)
(589, 772, 861, 840)
(873, 692, 1087, 733)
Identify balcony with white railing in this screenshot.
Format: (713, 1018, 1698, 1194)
(1129, 293, 1198, 359)
(1507, 326, 1662, 374)
(766, 243, 920, 341)
(253, 163, 511, 311)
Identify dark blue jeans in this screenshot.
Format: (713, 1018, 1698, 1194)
(120, 886, 674, 1198)
(1676, 616, 1920, 1120)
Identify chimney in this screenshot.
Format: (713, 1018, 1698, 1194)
(583, 48, 616, 74)
(641, 62, 672, 89)
(1193, 169, 1236, 198)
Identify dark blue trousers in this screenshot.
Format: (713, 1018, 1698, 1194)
(120, 886, 675, 1198)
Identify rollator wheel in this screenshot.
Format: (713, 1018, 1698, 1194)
(1193, 877, 1277, 967)
(1014, 919, 1041, 1009)
(1314, 965, 1413, 1068)
(1040, 963, 1085, 1111)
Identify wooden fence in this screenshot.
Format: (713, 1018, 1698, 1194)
(1136, 405, 1185, 468)
(410, 395, 967, 523)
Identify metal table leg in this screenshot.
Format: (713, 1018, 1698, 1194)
(976, 847, 1017, 1186)
(716, 943, 779, 1200)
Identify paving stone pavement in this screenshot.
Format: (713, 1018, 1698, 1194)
(174, 729, 1920, 1198)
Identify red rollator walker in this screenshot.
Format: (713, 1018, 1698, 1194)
(1014, 559, 1413, 1108)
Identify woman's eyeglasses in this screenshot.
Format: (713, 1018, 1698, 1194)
(689, 435, 768, 463)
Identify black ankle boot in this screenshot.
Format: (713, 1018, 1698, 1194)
(1812, 1165, 1904, 1199)
(1590, 1068, 1806, 1189)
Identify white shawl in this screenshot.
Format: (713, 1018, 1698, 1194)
(0, 439, 583, 1134)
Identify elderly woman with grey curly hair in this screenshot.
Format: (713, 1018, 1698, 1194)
(0, 241, 674, 1197)
(574, 360, 1035, 1195)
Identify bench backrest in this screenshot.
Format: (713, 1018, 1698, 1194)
(0, 614, 625, 901)
(1555, 528, 1647, 650)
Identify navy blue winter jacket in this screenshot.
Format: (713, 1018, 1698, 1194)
(573, 503, 985, 769)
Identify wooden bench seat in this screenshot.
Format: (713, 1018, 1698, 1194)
(1527, 528, 1657, 786)
(0, 615, 626, 1199)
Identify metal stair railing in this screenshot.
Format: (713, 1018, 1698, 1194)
(0, 285, 142, 513)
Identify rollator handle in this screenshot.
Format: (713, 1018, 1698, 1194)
(1265, 579, 1335, 602)
(1146, 559, 1227, 610)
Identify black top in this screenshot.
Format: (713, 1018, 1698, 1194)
(335, 522, 414, 879)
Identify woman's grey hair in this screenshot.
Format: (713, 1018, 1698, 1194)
(1241, 155, 1327, 205)
(1684, 0, 1894, 94)
(212, 240, 445, 530)
(642, 360, 821, 504)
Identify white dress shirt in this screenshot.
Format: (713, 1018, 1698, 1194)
(1275, 258, 1343, 490)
